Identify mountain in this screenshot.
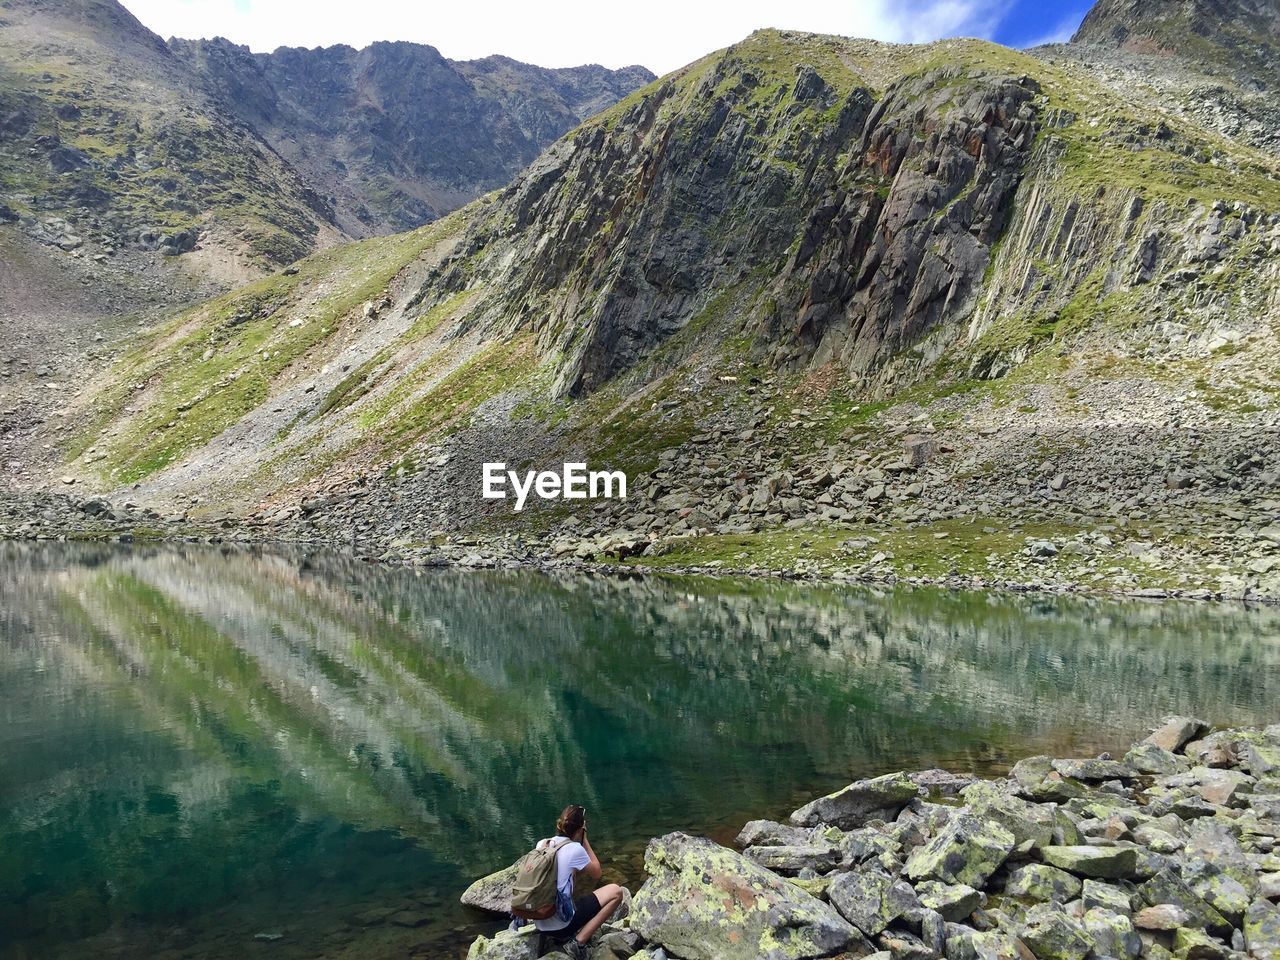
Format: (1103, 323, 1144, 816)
(16, 2, 1280, 598)
(1067, 0, 1280, 152)
(166, 38, 654, 236)
(0, 0, 337, 268)
(0, 0, 649, 496)
(1073, 0, 1279, 82)
(0, 0, 652, 269)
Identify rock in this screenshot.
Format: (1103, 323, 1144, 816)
(1005, 864, 1084, 903)
(1134, 904, 1192, 929)
(1172, 927, 1229, 960)
(1084, 907, 1142, 958)
(1194, 767, 1253, 807)
(961, 781, 1057, 848)
(630, 833, 865, 960)
(1186, 865, 1253, 924)
(387, 908, 429, 927)
(1260, 872, 1280, 899)
(1019, 903, 1093, 960)
(1246, 898, 1280, 960)
(910, 769, 980, 797)
(1051, 758, 1138, 781)
(466, 928, 541, 959)
(461, 863, 519, 914)
(1010, 756, 1085, 802)
(743, 844, 842, 875)
(905, 814, 1016, 888)
(904, 435, 938, 467)
(1146, 718, 1210, 754)
(877, 926, 935, 960)
(790, 772, 920, 829)
(828, 870, 920, 936)
(945, 929, 1028, 960)
(1138, 870, 1231, 932)
(1082, 879, 1133, 916)
(1239, 739, 1280, 777)
(1040, 845, 1139, 880)
(737, 820, 813, 848)
(915, 880, 984, 922)
(1126, 743, 1187, 776)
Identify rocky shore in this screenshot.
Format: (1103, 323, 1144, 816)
(2, 488, 1277, 606)
(461, 718, 1280, 960)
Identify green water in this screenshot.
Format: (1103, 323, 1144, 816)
(1, 543, 1278, 959)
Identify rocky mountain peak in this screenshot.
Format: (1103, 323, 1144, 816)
(1072, 0, 1280, 85)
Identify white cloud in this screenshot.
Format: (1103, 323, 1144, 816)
(1019, 10, 1082, 48)
(121, 0, 1017, 74)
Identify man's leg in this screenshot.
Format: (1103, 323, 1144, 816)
(573, 883, 624, 944)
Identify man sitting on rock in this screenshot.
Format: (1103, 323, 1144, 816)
(532, 803, 624, 958)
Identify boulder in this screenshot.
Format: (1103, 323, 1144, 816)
(1186, 865, 1253, 924)
(1146, 718, 1210, 754)
(737, 820, 814, 848)
(1172, 927, 1229, 960)
(1040, 845, 1139, 880)
(1239, 739, 1280, 778)
(915, 880, 983, 922)
(1019, 903, 1092, 960)
(1010, 756, 1086, 802)
(827, 870, 920, 936)
(1005, 864, 1083, 903)
(465, 928, 540, 959)
(630, 833, 865, 960)
(1246, 898, 1280, 960)
(790, 772, 920, 829)
(461, 863, 519, 914)
(945, 929, 1028, 960)
(1138, 870, 1231, 932)
(1051, 758, 1138, 782)
(1193, 767, 1253, 807)
(961, 781, 1056, 848)
(743, 844, 841, 876)
(1125, 743, 1187, 776)
(1083, 907, 1142, 958)
(905, 814, 1016, 888)
(1135, 904, 1192, 930)
(1081, 879, 1133, 916)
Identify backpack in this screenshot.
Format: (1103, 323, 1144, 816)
(509, 838, 573, 921)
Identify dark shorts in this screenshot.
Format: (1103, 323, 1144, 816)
(545, 893, 601, 942)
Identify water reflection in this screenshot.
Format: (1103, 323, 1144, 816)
(1, 542, 1278, 959)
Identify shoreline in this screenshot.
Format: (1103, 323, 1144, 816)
(3, 521, 1277, 607)
(462, 718, 1280, 960)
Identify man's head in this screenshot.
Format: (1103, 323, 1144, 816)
(556, 803, 586, 841)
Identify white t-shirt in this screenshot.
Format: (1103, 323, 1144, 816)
(532, 837, 591, 932)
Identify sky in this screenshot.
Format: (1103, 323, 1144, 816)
(120, 0, 1097, 74)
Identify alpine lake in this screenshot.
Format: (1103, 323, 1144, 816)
(2, 542, 1278, 960)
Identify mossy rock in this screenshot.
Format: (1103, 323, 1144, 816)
(630, 832, 865, 960)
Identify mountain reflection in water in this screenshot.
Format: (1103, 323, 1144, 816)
(1, 542, 1278, 959)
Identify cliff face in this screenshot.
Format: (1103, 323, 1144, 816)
(410, 36, 1040, 398)
(167, 37, 654, 236)
(407, 21, 1278, 403)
